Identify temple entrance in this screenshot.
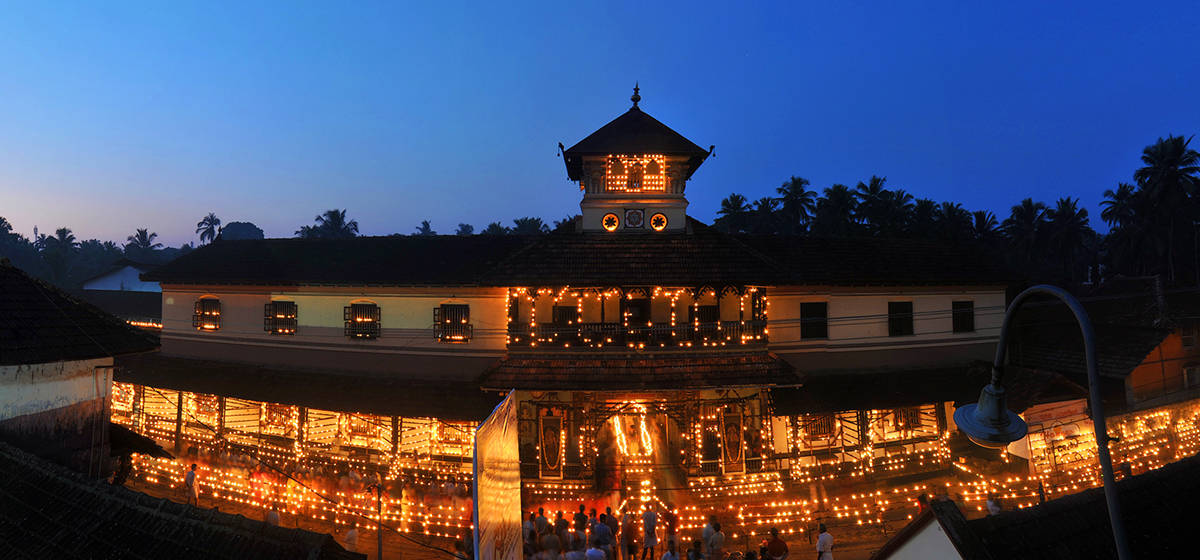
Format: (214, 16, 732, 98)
(595, 403, 685, 509)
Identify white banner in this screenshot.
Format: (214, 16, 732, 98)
(473, 391, 522, 560)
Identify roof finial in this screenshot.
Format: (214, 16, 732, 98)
(631, 82, 641, 108)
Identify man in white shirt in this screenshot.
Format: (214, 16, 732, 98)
(184, 464, 199, 506)
(816, 524, 833, 560)
(707, 523, 725, 559)
(701, 515, 716, 557)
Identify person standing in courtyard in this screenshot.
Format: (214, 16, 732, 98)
(707, 522, 725, 559)
(641, 503, 659, 559)
(184, 463, 199, 506)
(764, 526, 788, 560)
(816, 524, 833, 560)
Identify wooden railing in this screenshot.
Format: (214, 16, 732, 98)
(507, 320, 767, 349)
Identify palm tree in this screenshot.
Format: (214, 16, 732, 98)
(481, 222, 509, 235)
(775, 176, 817, 234)
(40, 228, 79, 284)
(414, 220, 436, 236)
(1100, 183, 1138, 228)
(972, 210, 1000, 242)
(812, 185, 858, 236)
(876, 188, 915, 237)
(935, 202, 973, 242)
(1045, 197, 1091, 282)
(455, 223, 474, 236)
(1003, 198, 1048, 266)
(715, 193, 752, 233)
(750, 197, 780, 234)
(854, 176, 888, 234)
(552, 215, 580, 232)
(125, 229, 162, 252)
(1133, 135, 1200, 281)
(908, 198, 939, 239)
(195, 213, 221, 244)
(511, 217, 549, 235)
(296, 209, 359, 239)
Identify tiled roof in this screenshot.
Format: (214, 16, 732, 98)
(480, 219, 787, 287)
(950, 451, 1200, 559)
(736, 235, 1012, 286)
(0, 259, 158, 365)
(78, 289, 162, 322)
(769, 364, 1085, 415)
(1007, 289, 1200, 381)
(117, 353, 504, 422)
(480, 350, 800, 391)
(0, 440, 363, 560)
(562, 106, 710, 180)
(143, 222, 1010, 288)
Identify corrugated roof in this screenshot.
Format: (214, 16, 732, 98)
(0, 440, 363, 559)
(0, 259, 158, 365)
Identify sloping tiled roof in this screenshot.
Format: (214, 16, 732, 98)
(562, 106, 710, 180)
(77, 290, 162, 322)
(1007, 289, 1200, 381)
(736, 235, 1012, 286)
(947, 451, 1200, 559)
(0, 259, 158, 365)
(480, 350, 800, 391)
(769, 364, 1085, 415)
(480, 220, 787, 286)
(143, 223, 1011, 288)
(142, 235, 532, 286)
(117, 353, 504, 422)
(0, 440, 363, 560)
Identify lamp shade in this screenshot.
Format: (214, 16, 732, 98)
(954, 383, 1028, 449)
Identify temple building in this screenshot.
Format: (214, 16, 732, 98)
(118, 90, 1028, 544)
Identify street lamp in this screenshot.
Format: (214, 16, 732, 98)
(954, 284, 1131, 560)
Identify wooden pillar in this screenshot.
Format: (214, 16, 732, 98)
(174, 390, 184, 452)
(297, 407, 307, 447)
(217, 396, 226, 438)
(391, 416, 400, 456)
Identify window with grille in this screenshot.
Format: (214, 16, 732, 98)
(800, 302, 829, 339)
(192, 298, 221, 331)
(893, 407, 923, 430)
(344, 303, 381, 339)
(888, 301, 914, 336)
(807, 414, 836, 438)
(952, 301, 975, 333)
(263, 301, 298, 335)
(435, 303, 471, 342)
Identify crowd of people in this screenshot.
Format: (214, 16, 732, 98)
(521, 504, 826, 560)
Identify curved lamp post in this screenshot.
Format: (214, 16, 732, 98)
(954, 284, 1131, 560)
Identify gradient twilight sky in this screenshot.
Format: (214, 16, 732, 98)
(1, 2, 1198, 246)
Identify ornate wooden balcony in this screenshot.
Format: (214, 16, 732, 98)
(507, 319, 767, 350)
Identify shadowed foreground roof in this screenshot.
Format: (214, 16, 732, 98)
(117, 353, 504, 422)
(0, 440, 363, 560)
(481, 350, 800, 391)
(929, 452, 1200, 559)
(0, 259, 158, 365)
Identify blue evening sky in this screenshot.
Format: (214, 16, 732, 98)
(0, 1, 1197, 245)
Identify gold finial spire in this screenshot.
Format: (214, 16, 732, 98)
(631, 83, 641, 108)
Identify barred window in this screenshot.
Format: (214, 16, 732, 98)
(893, 407, 923, 430)
(264, 301, 298, 335)
(344, 303, 381, 339)
(192, 298, 221, 331)
(435, 303, 471, 342)
(952, 301, 975, 333)
(800, 302, 828, 339)
(807, 414, 836, 438)
(888, 301, 914, 336)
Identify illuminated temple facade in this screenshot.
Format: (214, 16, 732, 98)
(119, 91, 1028, 536)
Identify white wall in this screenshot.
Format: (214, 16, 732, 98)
(83, 266, 160, 292)
(882, 519, 964, 560)
(0, 358, 112, 422)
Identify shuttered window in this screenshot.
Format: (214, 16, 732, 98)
(952, 301, 975, 333)
(193, 299, 221, 331)
(264, 301, 298, 335)
(435, 304, 472, 342)
(344, 303, 381, 339)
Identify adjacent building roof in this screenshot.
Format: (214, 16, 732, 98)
(922, 451, 1200, 559)
(116, 353, 504, 422)
(76, 290, 162, 322)
(562, 105, 711, 181)
(480, 350, 800, 391)
(145, 221, 1009, 289)
(0, 440, 363, 560)
(0, 259, 158, 365)
(81, 257, 160, 285)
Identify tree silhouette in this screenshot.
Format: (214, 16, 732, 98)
(481, 222, 509, 235)
(414, 220, 436, 236)
(455, 223, 474, 236)
(196, 213, 221, 244)
(812, 185, 858, 236)
(715, 193, 752, 233)
(296, 209, 359, 239)
(512, 217, 550, 235)
(775, 176, 816, 234)
(1045, 197, 1091, 282)
(1133, 135, 1200, 281)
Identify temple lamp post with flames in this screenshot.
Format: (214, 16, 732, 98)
(953, 284, 1131, 560)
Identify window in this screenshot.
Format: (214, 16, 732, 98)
(888, 301, 914, 336)
(192, 298, 220, 331)
(800, 302, 829, 339)
(435, 303, 471, 342)
(893, 407, 923, 430)
(264, 301, 298, 335)
(1186, 365, 1200, 389)
(622, 298, 651, 324)
(344, 303, 381, 339)
(688, 305, 719, 324)
(1183, 323, 1197, 348)
(552, 305, 577, 326)
(952, 301, 975, 333)
(806, 414, 836, 439)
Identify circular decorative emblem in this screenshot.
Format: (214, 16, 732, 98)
(625, 209, 644, 228)
(602, 213, 620, 232)
(649, 213, 668, 231)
